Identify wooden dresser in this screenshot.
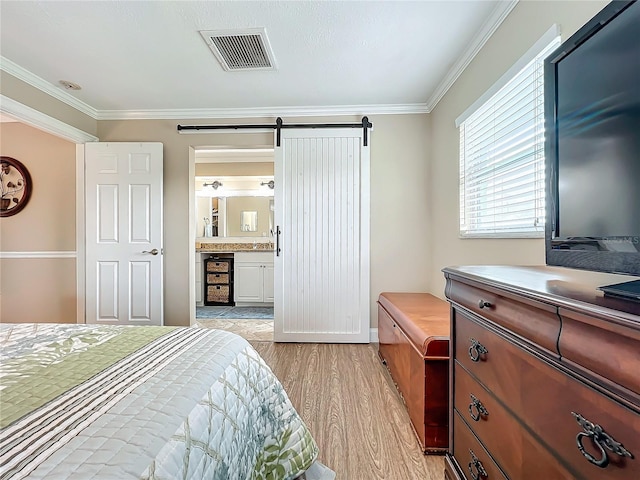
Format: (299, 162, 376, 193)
(443, 266, 640, 480)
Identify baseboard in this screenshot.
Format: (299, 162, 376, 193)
(370, 328, 379, 343)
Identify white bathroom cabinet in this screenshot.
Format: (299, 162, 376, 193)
(234, 252, 274, 304)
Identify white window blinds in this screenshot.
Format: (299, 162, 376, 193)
(458, 31, 561, 238)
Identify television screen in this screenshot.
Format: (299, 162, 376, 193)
(546, 0, 640, 275)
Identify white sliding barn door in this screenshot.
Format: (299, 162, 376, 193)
(274, 129, 370, 342)
(85, 143, 164, 325)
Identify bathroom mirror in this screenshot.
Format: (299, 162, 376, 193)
(196, 196, 272, 238)
(195, 173, 274, 240)
(240, 211, 258, 232)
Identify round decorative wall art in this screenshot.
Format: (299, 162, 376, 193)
(0, 156, 32, 217)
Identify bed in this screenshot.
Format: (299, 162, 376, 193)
(0, 324, 324, 480)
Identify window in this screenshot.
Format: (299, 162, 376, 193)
(457, 28, 561, 238)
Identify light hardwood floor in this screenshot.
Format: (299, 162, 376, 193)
(196, 319, 273, 341)
(251, 342, 444, 479)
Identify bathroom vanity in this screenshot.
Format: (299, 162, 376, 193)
(196, 243, 274, 307)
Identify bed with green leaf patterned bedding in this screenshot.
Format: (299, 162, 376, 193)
(0, 324, 319, 480)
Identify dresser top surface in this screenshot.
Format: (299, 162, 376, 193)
(443, 265, 640, 322)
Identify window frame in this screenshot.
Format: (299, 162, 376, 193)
(456, 26, 561, 239)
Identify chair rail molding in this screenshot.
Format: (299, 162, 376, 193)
(0, 251, 77, 259)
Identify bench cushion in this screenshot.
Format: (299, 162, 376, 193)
(378, 292, 450, 357)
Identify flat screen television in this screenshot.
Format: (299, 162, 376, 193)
(545, 0, 640, 277)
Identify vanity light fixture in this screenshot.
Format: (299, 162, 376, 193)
(203, 180, 223, 189)
(260, 180, 275, 189)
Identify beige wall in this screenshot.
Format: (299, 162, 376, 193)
(98, 119, 273, 326)
(427, 0, 609, 297)
(226, 197, 271, 237)
(1, 258, 77, 323)
(195, 162, 274, 177)
(2, 0, 606, 329)
(98, 114, 431, 327)
(0, 122, 77, 323)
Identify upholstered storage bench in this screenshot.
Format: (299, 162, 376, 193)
(377, 292, 450, 453)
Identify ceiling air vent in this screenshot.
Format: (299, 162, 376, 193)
(199, 28, 277, 71)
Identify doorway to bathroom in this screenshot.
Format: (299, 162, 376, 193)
(193, 147, 275, 341)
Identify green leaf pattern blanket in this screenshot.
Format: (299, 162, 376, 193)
(0, 324, 318, 479)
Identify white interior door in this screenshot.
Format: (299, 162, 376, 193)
(85, 142, 163, 325)
(274, 129, 370, 342)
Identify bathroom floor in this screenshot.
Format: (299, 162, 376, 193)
(195, 306, 274, 341)
(195, 306, 274, 319)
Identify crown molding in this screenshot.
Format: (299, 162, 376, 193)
(0, 56, 98, 119)
(96, 103, 430, 120)
(0, 95, 98, 143)
(425, 0, 519, 112)
(1, 58, 430, 121)
(1, 0, 518, 125)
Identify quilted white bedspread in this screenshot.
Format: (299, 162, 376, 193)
(0, 324, 318, 479)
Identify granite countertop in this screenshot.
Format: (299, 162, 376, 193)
(196, 242, 274, 253)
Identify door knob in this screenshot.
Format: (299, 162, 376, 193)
(142, 248, 159, 255)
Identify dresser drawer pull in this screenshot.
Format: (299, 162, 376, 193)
(468, 338, 488, 362)
(468, 449, 488, 480)
(572, 412, 634, 468)
(478, 299, 492, 309)
(468, 394, 489, 422)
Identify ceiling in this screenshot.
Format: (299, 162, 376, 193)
(0, 1, 516, 119)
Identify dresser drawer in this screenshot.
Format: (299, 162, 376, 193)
(448, 278, 560, 355)
(452, 411, 507, 480)
(454, 311, 640, 480)
(559, 307, 640, 398)
(454, 362, 574, 479)
(454, 310, 533, 410)
(455, 310, 640, 479)
(444, 456, 462, 480)
(520, 361, 640, 479)
(445, 266, 640, 480)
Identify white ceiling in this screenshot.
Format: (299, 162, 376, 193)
(0, 1, 516, 119)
